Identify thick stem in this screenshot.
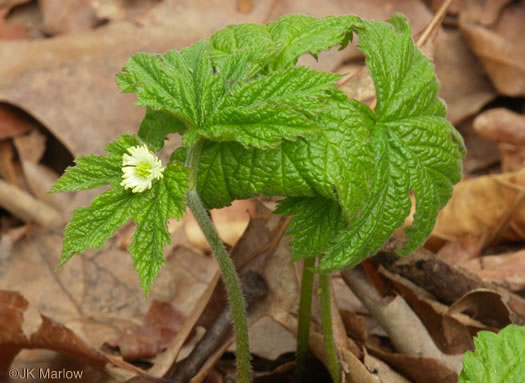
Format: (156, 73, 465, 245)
(319, 273, 340, 383)
(295, 257, 316, 382)
(185, 140, 252, 383)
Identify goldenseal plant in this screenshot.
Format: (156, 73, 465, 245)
(52, 13, 465, 382)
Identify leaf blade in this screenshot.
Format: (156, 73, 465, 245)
(459, 325, 525, 383)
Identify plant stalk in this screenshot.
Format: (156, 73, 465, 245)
(295, 256, 316, 382)
(320, 272, 340, 383)
(185, 139, 252, 383)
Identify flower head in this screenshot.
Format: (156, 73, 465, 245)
(121, 145, 164, 193)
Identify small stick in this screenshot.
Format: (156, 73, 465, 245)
(416, 0, 454, 48)
(167, 271, 268, 383)
(0, 178, 61, 226)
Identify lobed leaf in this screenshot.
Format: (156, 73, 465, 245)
(54, 136, 189, 294)
(51, 135, 141, 192)
(208, 14, 364, 70)
(459, 325, 525, 383)
(117, 51, 200, 128)
(317, 15, 465, 271)
(195, 14, 465, 271)
(121, 14, 364, 151)
(196, 93, 373, 221)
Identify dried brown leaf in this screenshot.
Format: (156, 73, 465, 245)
(0, 8, 29, 39)
(366, 344, 458, 383)
(0, 290, 107, 371)
(457, 118, 500, 174)
(461, 249, 525, 291)
(473, 108, 525, 171)
(184, 200, 256, 251)
(0, 0, 30, 12)
(39, 0, 99, 35)
(434, 30, 496, 125)
(342, 268, 463, 374)
(0, 104, 32, 140)
(107, 300, 186, 361)
(432, 169, 525, 246)
(382, 248, 525, 325)
(474, 108, 525, 144)
(379, 266, 486, 354)
(0, 0, 280, 156)
(460, 0, 525, 96)
(447, 288, 512, 328)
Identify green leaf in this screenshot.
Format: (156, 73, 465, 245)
(318, 14, 465, 271)
(199, 66, 341, 148)
(194, 15, 464, 271)
(61, 162, 188, 294)
(120, 14, 365, 149)
(138, 109, 186, 151)
(208, 14, 364, 70)
(208, 24, 272, 63)
(50, 155, 120, 192)
(219, 66, 341, 108)
(267, 14, 364, 69)
(54, 135, 189, 294)
(60, 188, 138, 266)
(196, 92, 374, 220)
(212, 44, 281, 85)
(459, 325, 525, 383)
(51, 135, 141, 192)
(117, 50, 200, 128)
(128, 162, 189, 292)
(275, 197, 346, 260)
(120, 38, 346, 149)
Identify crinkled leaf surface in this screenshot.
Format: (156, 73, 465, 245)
(52, 135, 189, 293)
(459, 325, 525, 383)
(275, 197, 346, 260)
(320, 16, 465, 271)
(138, 109, 186, 151)
(118, 15, 363, 149)
(209, 14, 364, 70)
(195, 14, 465, 269)
(196, 92, 374, 219)
(56, 13, 466, 296)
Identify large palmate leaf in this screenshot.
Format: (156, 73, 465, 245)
(193, 15, 465, 269)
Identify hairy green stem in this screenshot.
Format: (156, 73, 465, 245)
(295, 256, 316, 382)
(320, 272, 340, 383)
(185, 140, 252, 383)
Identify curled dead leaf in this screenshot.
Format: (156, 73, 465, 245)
(0, 290, 106, 371)
(474, 108, 525, 144)
(473, 108, 525, 172)
(447, 288, 512, 328)
(379, 266, 479, 355)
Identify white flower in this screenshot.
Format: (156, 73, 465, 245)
(121, 145, 164, 193)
